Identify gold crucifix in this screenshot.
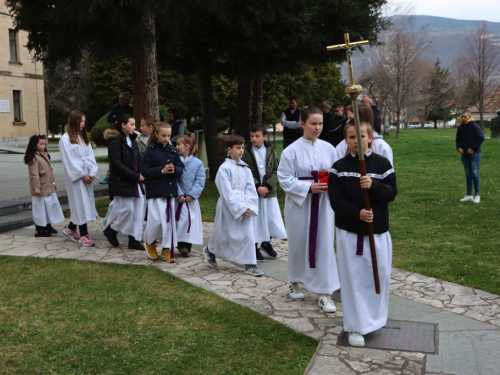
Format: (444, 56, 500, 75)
(327, 33, 381, 294)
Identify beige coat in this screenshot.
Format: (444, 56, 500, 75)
(28, 152, 56, 196)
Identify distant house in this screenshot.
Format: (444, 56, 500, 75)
(0, 3, 46, 148)
(467, 94, 500, 122)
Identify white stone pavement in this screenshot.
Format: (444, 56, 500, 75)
(1, 220, 500, 374)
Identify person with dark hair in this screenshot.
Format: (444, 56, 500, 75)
(25, 135, 64, 237)
(242, 124, 287, 261)
(278, 106, 340, 313)
(457, 110, 484, 203)
(281, 97, 303, 149)
(101, 114, 145, 250)
(138, 115, 157, 156)
(490, 109, 500, 138)
(203, 135, 263, 277)
(167, 108, 185, 146)
(319, 101, 348, 147)
(361, 96, 382, 135)
(59, 110, 99, 247)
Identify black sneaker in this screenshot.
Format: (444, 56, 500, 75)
(128, 237, 145, 251)
(260, 241, 278, 258)
(203, 246, 217, 268)
(35, 229, 51, 238)
(256, 247, 265, 262)
(103, 226, 119, 247)
(45, 224, 58, 234)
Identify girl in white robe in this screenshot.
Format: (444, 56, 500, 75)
(277, 106, 340, 313)
(203, 135, 263, 277)
(59, 110, 99, 247)
(25, 135, 64, 237)
(175, 134, 206, 257)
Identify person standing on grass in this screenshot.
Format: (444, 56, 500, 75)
(175, 134, 206, 257)
(277, 106, 339, 313)
(101, 114, 146, 251)
(25, 135, 65, 238)
(59, 110, 99, 247)
(281, 97, 302, 149)
(328, 121, 397, 348)
(141, 122, 184, 262)
(242, 123, 287, 261)
(137, 115, 157, 156)
(203, 135, 264, 277)
(456, 110, 484, 204)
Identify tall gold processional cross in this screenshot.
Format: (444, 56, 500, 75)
(327, 34, 381, 294)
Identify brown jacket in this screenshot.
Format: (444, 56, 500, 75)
(28, 152, 56, 196)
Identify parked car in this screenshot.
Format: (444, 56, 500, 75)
(424, 124, 433, 128)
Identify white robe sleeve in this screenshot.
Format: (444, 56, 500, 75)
(59, 135, 86, 182)
(373, 139, 394, 166)
(85, 143, 99, 179)
(243, 167, 259, 216)
(277, 149, 311, 207)
(216, 164, 254, 220)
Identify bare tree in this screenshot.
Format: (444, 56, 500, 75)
(453, 23, 500, 130)
(368, 17, 431, 137)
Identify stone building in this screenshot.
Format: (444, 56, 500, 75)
(0, 3, 45, 148)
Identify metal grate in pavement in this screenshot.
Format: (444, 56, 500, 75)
(339, 320, 437, 353)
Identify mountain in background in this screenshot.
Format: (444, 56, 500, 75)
(392, 15, 500, 67)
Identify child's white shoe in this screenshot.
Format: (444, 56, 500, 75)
(460, 195, 473, 202)
(288, 282, 304, 299)
(318, 295, 336, 313)
(348, 332, 365, 347)
(473, 195, 480, 204)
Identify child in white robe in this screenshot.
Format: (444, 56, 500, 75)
(25, 135, 64, 237)
(59, 110, 99, 247)
(175, 134, 206, 257)
(277, 106, 340, 313)
(141, 122, 184, 262)
(328, 121, 397, 348)
(242, 123, 287, 261)
(101, 114, 145, 250)
(203, 135, 263, 277)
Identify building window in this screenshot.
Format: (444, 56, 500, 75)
(9, 29, 19, 63)
(13, 90, 22, 122)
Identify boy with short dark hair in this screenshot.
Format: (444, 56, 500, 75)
(242, 124, 287, 261)
(203, 135, 263, 276)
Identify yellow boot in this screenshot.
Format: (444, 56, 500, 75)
(161, 248, 175, 263)
(145, 242, 159, 260)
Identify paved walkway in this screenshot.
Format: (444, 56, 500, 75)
(1, 220, 500, 374)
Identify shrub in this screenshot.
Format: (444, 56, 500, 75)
(90, 114, 110, 146)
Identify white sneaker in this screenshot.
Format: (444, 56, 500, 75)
(244, 264, 264, 277)
(288, 282, 304, 299)
(318, 295, 336, 313)
(348, 332, 365, 347)
(473, 195, 480, 204)
(460, 195, 473, 202)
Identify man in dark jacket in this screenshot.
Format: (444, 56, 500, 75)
(490, 109, 500, 138)
(108, 92, 134, 125)
(281, 97, 302, 149)
(456, 110, 485, 203)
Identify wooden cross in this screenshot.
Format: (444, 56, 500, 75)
(327, 33, 381, 294)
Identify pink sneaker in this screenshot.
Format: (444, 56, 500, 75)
(78, 234, 95, 247)
(63, 227, 80, 242)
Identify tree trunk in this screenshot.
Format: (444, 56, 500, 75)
(235, 75, 252, 142)
(199, 48, 221, 181)
(130, 12, 158, 125)
(395, 109, 401, 139)
(251, 66, 263, 125)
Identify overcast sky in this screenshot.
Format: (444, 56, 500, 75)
(388, 0, 500, 23)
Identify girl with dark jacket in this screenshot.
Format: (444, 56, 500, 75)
(101, 114, 145, 250)
(140, 122, 184, 262)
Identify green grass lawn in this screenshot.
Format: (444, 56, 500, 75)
(0, 257, 316, 374)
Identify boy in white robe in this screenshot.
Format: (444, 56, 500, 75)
(328, 121, 397, 347)
(203, 135, 263, 277)
(242, 124, 287, 261)
(277, 106, 340, 313)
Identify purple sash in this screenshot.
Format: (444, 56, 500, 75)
(298, 170, 319, 268)
(356, 234, 364, 256)
(166, 198, 175, 257)
(175, 201, 191, 233)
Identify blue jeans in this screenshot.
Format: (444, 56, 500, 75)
(461, 152, 481, 196)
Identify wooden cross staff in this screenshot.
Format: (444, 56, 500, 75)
(327, 33, 381, 294)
